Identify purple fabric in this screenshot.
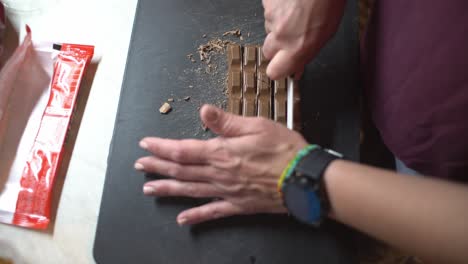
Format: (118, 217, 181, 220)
(362, 1, 468, 181)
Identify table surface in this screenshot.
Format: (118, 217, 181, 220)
(93, 0, 358, 263)
(0, 0, 138, 263)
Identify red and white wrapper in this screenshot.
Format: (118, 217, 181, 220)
(0, 27, 94, 229)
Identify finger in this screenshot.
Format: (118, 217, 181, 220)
(135, 156, 216, 182)
(200, 105, 263, 137)
(143, 180, 221, 198)
(262, 33, 280, 60)
(266, 49, 297, 80)
(294, 67, 304, 80)
(139, 137, 213, 164)
(264, 20, 273, 34)
(176, 200, 243, 225)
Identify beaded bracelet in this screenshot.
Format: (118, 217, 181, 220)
(277, 145, 319, 196)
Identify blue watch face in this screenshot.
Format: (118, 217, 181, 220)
(284, 184, 322, 224)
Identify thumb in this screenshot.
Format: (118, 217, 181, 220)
(200, 105, 256, 137)
(266, 49, 298, 80)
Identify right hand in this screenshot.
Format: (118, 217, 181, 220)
(262, 0, 346, 80)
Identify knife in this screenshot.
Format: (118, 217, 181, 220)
(287, 77, 294, 130)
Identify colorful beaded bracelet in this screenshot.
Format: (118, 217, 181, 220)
(277, 145, 319, 196)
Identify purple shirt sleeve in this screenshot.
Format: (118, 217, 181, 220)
(362, 0, 468, 181)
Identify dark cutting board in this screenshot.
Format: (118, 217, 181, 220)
(94, 0, 360, 263)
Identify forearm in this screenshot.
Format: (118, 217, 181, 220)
(324, 160, 468, 263)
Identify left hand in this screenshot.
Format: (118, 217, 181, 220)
(135, 105, 308, 225)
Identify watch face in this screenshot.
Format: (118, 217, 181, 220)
(283, 184, 322, 225)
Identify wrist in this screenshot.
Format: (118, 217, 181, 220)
(278, 145, 343, 226)
(322, 159, 346, 220)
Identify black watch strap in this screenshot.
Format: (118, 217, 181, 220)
(295, 147, 342, 181)
(293, 147, 343, 220)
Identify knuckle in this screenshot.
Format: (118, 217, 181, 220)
(264, 9, 274, 21)
(171, 146, 187, 162)
(256, 117, 273, 129)
(225, 183, 245, 196)
(209, 207, 222, 220)
(186, 183, 200, 197)
(167, 164, 183, 178)
(220, 115, 235, 135)
(294, 35, 308, 54)
(157, 184, 170, 196)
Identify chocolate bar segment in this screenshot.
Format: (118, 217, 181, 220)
(242, 71, 256, 116)
(228, 44, 241, 71)
(257, 72, 271, 119)
(256, 46, 271, 119)
(242, 46, 257, 117)
(243, 45, 257, 72)
(227, 44, 242, 115)
(273, 79, 287, 125)
(228, 71, 242, 115)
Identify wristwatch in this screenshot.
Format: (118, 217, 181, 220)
(281, 146, 343, 226)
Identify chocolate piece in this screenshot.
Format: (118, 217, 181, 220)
(243, 71, 256, 116)
(227, 44, 242, 115)
(242, 46, 257, 117)
(256, 46, 271, 119)
(159, 102, 172, 114)
(223, 29, 241, 37)
(243, 45, 256, 72)
(227, 71, 242, 115)
(273, 79, 287, 125)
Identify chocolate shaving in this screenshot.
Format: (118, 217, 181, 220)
(223, 29, 241, 37)
(196, 38, 233, 65)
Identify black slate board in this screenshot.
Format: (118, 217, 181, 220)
(94, 0, 360, 263)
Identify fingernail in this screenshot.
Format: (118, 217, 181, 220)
(134, 163, 144, 171)
(178, 218, 188, 226)
(143, 185, 155, 195)
(206, 107, 219, 123)
(139, 140, 148, 150)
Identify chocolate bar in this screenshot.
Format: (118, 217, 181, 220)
(225, 44, 300, 130)
(256, 46, 271, 119)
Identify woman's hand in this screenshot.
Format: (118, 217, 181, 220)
(135, 105, 308, 225)
(262, 0, 346, 80)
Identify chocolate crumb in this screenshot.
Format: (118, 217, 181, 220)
(223, 29, 241, 37)
(159, 102, 172, 114)
(187, 53, 196, 63)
